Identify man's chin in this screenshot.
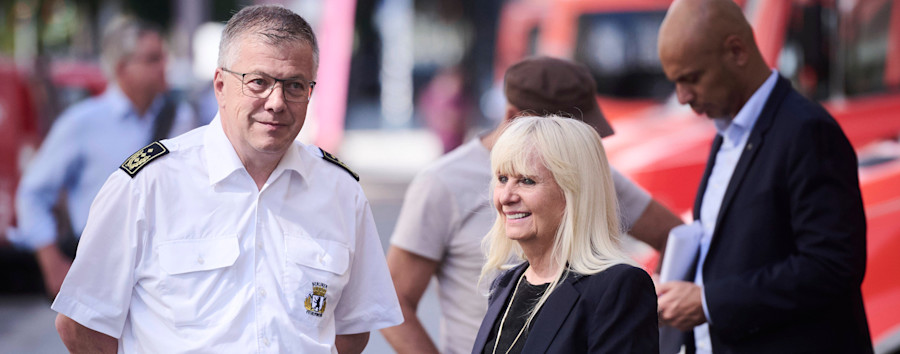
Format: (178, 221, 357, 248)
(693, 108, 722, 119)
(251, 139, 292, 155)
(691, 106, 707, 117)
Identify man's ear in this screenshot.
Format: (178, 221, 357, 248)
(724, 34, 749, 67)
(114, 59, 128, 83)
(213, 69, 226, 103)
(504, 104, 520, 124)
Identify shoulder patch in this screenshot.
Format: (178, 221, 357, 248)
(120, 141, 169, 178)
(320, 148, 359, 182)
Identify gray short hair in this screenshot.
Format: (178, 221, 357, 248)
(100, 15, 162, 80)
(217, 5, 319, 72)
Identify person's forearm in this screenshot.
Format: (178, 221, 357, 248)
(56, 314, 117, 353)
(36, 244, 72, 298)
(382, 247, 441, 353)
(336, 332, 369, 354)
(381, 308, 439, 354)
(629, 200, 683, 253)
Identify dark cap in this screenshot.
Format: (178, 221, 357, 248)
(504, 56, 614, 137)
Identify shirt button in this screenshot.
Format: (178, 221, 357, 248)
(256, 241, 263, 249)
(318, 254, 325, 264)
(197, 256, 205, 265)
(263, 338, 270, 347)
(259, 288, 267, 297)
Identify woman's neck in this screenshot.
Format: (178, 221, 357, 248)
(522, 245, 559, 285)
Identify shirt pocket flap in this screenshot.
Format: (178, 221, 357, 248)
(285, 236, 349, 275)
(159, 236, 240, 275)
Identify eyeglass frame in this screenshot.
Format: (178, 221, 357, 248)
(221, 67, 316, 103)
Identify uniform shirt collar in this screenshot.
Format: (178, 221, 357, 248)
(204, 115, 249, 185)
(713, 70, 779, 147)
(203, 114, 313, 186)
(270, 134, 311, 183)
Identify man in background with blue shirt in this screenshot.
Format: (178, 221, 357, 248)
(11, 15, 195, 297)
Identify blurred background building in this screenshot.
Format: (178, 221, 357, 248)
(1, 0, 899, 352)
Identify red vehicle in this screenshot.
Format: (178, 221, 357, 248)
(603, 0, 900, 350)
(493, 0, 677, 121)
(0, 58, 42, 293)
(0, 58, 106, 293)
(0, 59, 40, 244)
(49, 60, 108, 109)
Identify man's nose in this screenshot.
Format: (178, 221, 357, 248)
(676, 85, 694, 105)
(265, 83, 287, 112)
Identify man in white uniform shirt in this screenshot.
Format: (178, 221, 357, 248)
(381, 56, 683, 353)
(52, 5, 402, 353)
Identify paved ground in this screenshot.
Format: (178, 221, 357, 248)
(0, 130, 444, 354)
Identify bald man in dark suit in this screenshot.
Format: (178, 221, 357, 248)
(655, 0, 872, 352)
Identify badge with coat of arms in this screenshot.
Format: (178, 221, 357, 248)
(305, 282, 328, 317)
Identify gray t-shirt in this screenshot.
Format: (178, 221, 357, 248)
(390, 137, 651, 354)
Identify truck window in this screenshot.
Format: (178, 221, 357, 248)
(527, 26, 540, 58)
(573, 11, 673, 100)
(778, 2, 837, 100)
(843, 0, 893, 97)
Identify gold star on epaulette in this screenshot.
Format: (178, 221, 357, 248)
(320, 148, 359, 182)
(120, 141, 169, 178)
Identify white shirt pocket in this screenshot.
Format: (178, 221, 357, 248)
(157, 235, 240, 326)
(284, 234, 350, 327)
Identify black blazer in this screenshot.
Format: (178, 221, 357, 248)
(472, 263, 658, 354)
(690, 75, 872, 353)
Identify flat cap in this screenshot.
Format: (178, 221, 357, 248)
(505, 56, 613, 137)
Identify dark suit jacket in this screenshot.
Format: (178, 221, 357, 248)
(690, 75, 872, 353)
(472, 263, 658, 354)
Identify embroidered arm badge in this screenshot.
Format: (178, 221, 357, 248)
(120, 141, 169, 178)
(319, 148, 359, 182)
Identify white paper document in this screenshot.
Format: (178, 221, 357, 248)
(660, 221, 703, 283)
(659, 221, 704, 354)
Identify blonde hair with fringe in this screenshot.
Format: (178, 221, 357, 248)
(480, 115, 635, 330)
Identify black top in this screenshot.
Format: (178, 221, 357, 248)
(471, 263, 659, 354)
(482, 278, 549, 354)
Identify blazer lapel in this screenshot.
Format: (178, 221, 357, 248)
(522, 274, 582, 354)
(472, 264, 528, 354)
(709, 76, 790, 253)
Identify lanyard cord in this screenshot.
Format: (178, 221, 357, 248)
(491, 269, 532, 354)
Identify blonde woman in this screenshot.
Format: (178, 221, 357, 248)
(472, 116, 658, 353)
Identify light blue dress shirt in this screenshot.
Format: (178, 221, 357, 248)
(693, 70, 779, 353)
(12, 85, 196, 250)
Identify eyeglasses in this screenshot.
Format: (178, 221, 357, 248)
(221, 68, 316, 103)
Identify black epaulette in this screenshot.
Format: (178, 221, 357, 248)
(320, 148, 359, 182)
(120, 141, 169, 178)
